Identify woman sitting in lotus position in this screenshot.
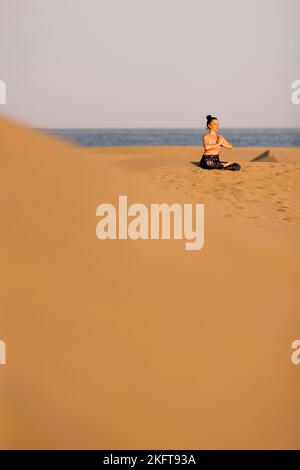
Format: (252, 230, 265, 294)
(199, 115, 241, 171)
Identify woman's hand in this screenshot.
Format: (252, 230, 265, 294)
(217, 134, 225, 145)
(218, 134, 233, 150)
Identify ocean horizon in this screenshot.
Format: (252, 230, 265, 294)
(42, 128, 300, 148)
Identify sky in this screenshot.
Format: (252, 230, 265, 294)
(0, 0, 299, 128)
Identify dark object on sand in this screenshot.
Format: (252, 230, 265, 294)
(250, 150, 277, 162)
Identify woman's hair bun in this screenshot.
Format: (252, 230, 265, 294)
(206, 114, 217, 129)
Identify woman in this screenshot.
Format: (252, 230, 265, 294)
(199, 115, 241, 171)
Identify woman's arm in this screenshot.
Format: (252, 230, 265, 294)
(218, 134, 233, 150)
(203, 135, 222, 152)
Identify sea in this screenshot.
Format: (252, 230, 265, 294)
(42, 128, 300, 148)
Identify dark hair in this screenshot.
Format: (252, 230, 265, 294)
(206, 114, 217, 129)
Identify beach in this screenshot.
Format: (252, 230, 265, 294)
(0, 115, 299, 449)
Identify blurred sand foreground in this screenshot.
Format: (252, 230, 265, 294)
(0, 115, 299, 449)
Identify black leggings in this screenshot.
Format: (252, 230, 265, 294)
(199, 154, 241, 171)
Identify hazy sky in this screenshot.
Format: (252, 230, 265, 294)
(0, 0, 299, 128)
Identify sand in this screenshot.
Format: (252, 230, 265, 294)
(0, 115, 299, 449)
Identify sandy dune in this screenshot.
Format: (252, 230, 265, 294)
(90, 145, 300, 244)
(0, 115, 299, 449)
